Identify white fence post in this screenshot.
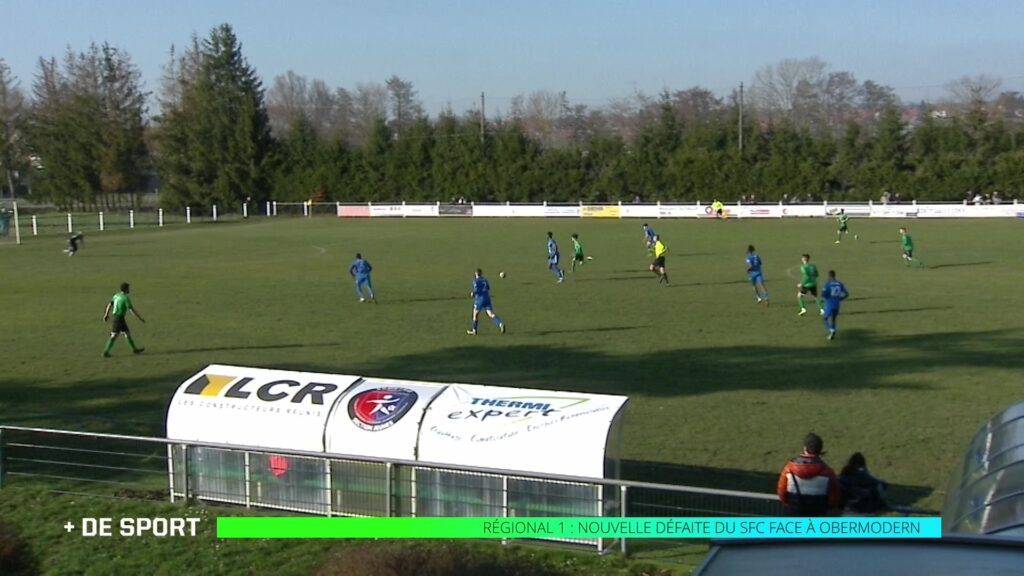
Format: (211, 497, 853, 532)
(213, 205, 218, 222)
(402, 200, 406, 218)
(158, 208, 164, 227)
(243, 202, 248, 219)
(302, 201, 309, 218)
(13, 202, 21, 245)
(186, 206, 191, 224)
(266, 201, 271, 216)
(99, 211, 105, 231)
(129, 210, 135, 229)
(273, 201, 277, 216)
(67, 213, 73, 233)
(31, 215, 38, 236)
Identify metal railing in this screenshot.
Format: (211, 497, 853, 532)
(0, 425, 779, 555)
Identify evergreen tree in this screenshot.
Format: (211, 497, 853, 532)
(156, 24, 271, 209)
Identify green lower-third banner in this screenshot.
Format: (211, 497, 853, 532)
(217, 517, 941, 539)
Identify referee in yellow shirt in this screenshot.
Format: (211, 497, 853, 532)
(649, 235, 669, 285)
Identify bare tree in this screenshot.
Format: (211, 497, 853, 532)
(0, 59, 27, 197)
(333, 87, 354, 141)
(512, 89, 570, 147)
(601, 93, 645, 140)
(384, 75, 423, 138)
(350, 82, 388, 146)
(267, 70, 310, 137)
(946, 74, 1002, 106)
(307, 79, 336, 137)
(751, 57, 828, 124)
(158, 35, 202, 114)
(821, 71, 861, 131)
(860, 80, 899, 115)
(670, 86, 723, 124)
(994, 90, 1024, 119)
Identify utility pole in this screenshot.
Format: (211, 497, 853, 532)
(480, 92, 486, 144)
(738, 82, 744, 155)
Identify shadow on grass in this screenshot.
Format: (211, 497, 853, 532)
(4, 329, 1020, 501)
(929, 261, 993, 269)
(384, 296, 466, 304)
(577, 275, 652, 282)
(146, 342, 346, 355)
(0, 370, 192, 435)
(531, 325, 649, 336)
(845, 306, 953, 316)
(293, 328, 1024, 399)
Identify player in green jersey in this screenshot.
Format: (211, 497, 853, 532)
(570, 233, 592, 272)
(102, 282, 145, 357)
(796, 254, 824, 316)
(834, 209, 855, 243)
(899, 227, 923, 266)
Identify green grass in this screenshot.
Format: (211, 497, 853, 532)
(1, 216, 1022, 573)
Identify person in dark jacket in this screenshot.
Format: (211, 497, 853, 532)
(838, 452, 889, 514)
(776, 433, 841, 516)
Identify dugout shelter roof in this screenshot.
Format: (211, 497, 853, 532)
(943, 401, 1024, 537)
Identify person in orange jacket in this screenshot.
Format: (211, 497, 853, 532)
(776, 432, 841, 516)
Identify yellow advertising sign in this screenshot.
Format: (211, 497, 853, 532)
(581, 205, 621, 218)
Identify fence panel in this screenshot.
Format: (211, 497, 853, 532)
(1, 426, 791, 555)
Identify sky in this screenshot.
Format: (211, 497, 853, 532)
(3, 0, 1023, 116)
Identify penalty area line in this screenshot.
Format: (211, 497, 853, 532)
(311, 245, 327, 256)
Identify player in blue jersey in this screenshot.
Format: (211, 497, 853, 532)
(546, 232, 565, 283)
(642, 223, 656, 253)
(746, 245, 769, 305)
(821, 270, 849, 340)
(467, 269, 505, 335)
(348, 253, 376, 303)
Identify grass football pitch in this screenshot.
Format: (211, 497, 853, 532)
(1, 215, 1022, 570)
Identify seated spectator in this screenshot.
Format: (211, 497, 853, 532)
(838, 452, 889, 514)
(777, 433, 841, 516)
(992, 191, 1003, 205)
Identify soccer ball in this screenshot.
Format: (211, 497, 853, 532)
(499, 272, 506, 278)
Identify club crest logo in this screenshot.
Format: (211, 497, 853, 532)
(348, 388, 418, 431)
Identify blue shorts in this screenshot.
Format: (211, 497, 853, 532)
(823, 306, 840, 318)
(474, 297, 492, 311)
(548, 254, 559, 266)
(748, 272, 764, 285)
(355, 275, 371, 286)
